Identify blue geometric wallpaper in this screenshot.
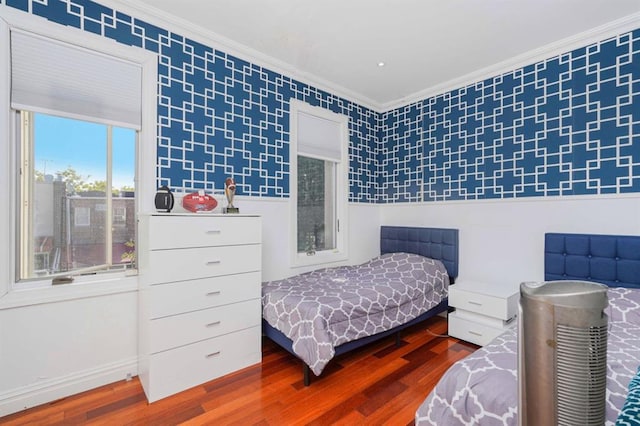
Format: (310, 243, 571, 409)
(378, 103, 424, 202)
(380, 30, 640, 202)
(3, 0, 379, 202)
(4, 0, 640, 204)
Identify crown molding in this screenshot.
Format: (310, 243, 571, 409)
(107, 0, 381, 112)
(21, 1, 640, 114)
(380, 11, 640, 112)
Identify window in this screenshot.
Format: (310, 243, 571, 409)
(74, 207, 91, 227)
(297, 156, 336, 253)
(19, 112, 137, 280)
(113, 206, 127, 226)
(290, 100, 349, 267)
(0, 10, 158, 295)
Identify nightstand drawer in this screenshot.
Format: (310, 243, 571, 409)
(149, 299, 261, 353)
(449, 311, 511, 346)
(450, 284, 518, 320)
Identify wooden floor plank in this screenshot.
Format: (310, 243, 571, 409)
(0, 317, 477, 425)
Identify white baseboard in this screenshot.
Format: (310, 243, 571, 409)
(0, 357, 138, 418)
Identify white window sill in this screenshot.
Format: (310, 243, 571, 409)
(292, 249, 348, 269)
(0, 274, 138, 310)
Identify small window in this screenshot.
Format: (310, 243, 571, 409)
(113, 206, 127, 226)
(74, 207, 91, 227)
(290, 100, 348, 267)
(297, 156, 336, 253)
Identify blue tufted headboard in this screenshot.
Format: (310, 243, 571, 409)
(545, 233, 640, 289)
(380, 226, 459, 281)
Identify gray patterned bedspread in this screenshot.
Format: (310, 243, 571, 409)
(416, 287, 640, 425)
(262, 252, 449, 376)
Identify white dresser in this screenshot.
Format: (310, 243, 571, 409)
(448, 280, 519, 346)
(137, 213, 262, 402)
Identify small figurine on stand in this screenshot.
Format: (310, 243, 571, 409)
(224, 177, 239, 213)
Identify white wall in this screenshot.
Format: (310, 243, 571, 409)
(0, 291, 137, 416)
(380, 195, 640, 288)
(239, 198, 381, 281)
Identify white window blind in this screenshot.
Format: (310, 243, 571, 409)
(297, 111, 342, 162)
(10, 29, 142, 129)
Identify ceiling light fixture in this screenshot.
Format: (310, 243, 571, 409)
(377, 61, 385, 67)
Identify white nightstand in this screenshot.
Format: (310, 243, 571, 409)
(448, 280, 519, 346)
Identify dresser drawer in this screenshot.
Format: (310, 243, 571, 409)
(146, 326, 261, 402)
(145, 244, 261, 284)
(449, 311, 511, 346)
(148, 272, 260, 318)
(149, 299, 261, 353)
(449, 285, 518, 320)
(147, 215, 261, 250)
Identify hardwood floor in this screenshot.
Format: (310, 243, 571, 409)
(1, 316, 477, 425)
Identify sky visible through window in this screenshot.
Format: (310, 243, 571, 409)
(34, 113, 136, 190)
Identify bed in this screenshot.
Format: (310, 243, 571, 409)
(416, 232, 640, 425)
(262, 226, 459, 385)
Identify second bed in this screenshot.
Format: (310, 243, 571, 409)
(416, 232, 640, 425)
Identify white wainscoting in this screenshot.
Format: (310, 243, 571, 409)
(0, 291, 138, 417)
(380, 195, 640, 287)
(5, 194, 633, 416)
(239, 198, 382, 281)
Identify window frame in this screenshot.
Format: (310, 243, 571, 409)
(289, 99, 349, 268)
(0, 8, 158, 304)
(18, 112, 138, 281)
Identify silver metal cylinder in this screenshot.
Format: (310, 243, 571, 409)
(518, 280, 608, 426)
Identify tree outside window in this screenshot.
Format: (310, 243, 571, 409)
(20, 112, 137, 280)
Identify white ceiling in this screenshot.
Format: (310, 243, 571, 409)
(120, 0, 640, 110)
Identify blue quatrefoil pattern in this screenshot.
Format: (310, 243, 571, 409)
(5, 0, 640, 203)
